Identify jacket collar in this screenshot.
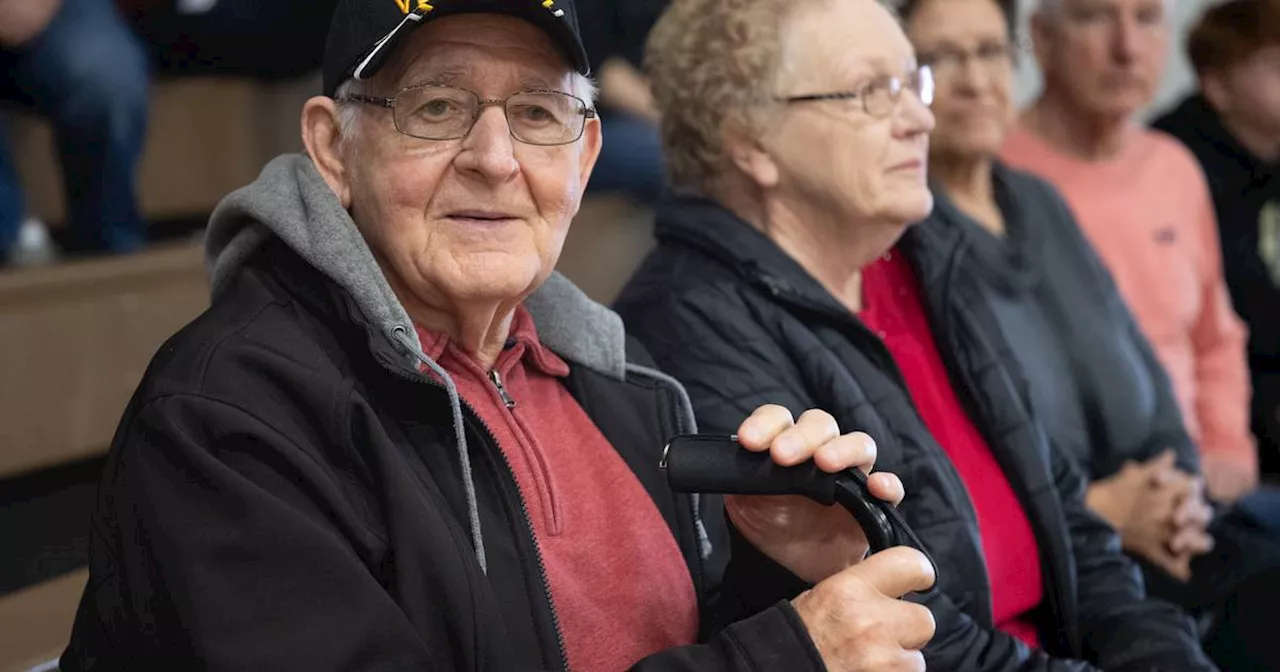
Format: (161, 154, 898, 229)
(910, 162, 1041, 295)
(653, 195, 863, 321)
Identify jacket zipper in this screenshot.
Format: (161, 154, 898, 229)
(381, 355, 570, 671)
(489, 370, 517, 409)
(473, 413, 570, 672)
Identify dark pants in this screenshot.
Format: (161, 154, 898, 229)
(1139, 509, 1280, 670)
(1233, 485, 1280, 537)
(0, 0, 151, 256)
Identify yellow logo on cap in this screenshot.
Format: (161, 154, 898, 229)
(393, 0, 432, 13)
(394, 0, 564, 17)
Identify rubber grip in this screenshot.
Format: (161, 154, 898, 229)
(663, 435, 838, 505)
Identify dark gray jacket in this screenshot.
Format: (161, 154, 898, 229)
(922, 163, 1199, 481)
(615, 195, 1213, 672)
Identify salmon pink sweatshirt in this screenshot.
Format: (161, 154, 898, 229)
(1001, 124, 1256, 476)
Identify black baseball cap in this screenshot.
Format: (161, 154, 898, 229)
(322, 0, 591, 97)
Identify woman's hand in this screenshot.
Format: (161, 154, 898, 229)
(1086, 451, 1213, 581)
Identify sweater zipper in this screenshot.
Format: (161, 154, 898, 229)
(489, 370, 517, 409)
(381, 357, 570, 671)
(488, 368, 563, 535)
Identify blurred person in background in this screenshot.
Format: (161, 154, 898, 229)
(1153, 0, 1280, 482)
(121, 0, 336, 79)
(897, 0, 1280, 665)
(1003, 0, 1261, 508)
(60, 0, 943, 668)
(577, 0, 670, 203)
(615, 0, 1215, 667)
(0, 0, 150, 266)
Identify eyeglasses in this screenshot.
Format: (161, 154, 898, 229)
(340, 85, 597, 146)
(780, 66, 935, 118)
(918, 41, 1018, 80)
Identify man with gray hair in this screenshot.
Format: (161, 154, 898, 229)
(58, 0, 942, 670)
(1002, 0, 1280, 666)
(1004, 0, 1256, 508)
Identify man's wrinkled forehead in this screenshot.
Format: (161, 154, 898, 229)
(1038, 0, 1171, 16)
(377, 15, 572, 89)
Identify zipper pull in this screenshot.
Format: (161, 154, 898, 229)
(489, 370, 517, 409)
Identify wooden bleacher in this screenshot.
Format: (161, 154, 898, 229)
(0, 241, 209, 479)
(0, 570, 89, 672)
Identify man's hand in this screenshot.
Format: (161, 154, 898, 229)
(1201, 454, 1258, 504)
(792, 547, 937, 672)
(726, 405, 904, 583)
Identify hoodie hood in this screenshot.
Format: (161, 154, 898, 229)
(204, 153, 707, 570)
(206, 153, 631, 381)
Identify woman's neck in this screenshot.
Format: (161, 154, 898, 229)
(932, 152, 1004, 236)
(1024, 91, 1132, 161)
(742, 196, 903, 314)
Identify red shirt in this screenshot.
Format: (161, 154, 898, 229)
(860, 252, 1043, 647)
(416, 308, 698, 670)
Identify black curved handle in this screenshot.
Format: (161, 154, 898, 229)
(663, 434, 839, 504)
(662, 434, 899, 553)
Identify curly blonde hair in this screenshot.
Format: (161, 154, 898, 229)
(644, 0, 833, 196)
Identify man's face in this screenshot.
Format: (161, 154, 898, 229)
(1033, 0, 1171, 119)
(335, 15, 601, 313)
(1210, 46, 1280, 138)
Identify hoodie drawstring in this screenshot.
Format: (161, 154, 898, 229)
(393, 326, 488, 575)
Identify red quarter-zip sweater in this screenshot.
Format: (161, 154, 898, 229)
(861, 252, 1043, 647)
(416, 307, 699, 671)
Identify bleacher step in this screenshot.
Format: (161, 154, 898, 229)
(0, 242, 210, 479)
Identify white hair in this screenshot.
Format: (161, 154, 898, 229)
(333, 72, 598, 148)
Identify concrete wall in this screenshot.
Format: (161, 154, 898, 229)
(1013, 0, 1210, 119)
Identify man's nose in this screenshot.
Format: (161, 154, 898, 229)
(455, 106, 520, 182)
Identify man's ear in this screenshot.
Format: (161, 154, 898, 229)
(577, 115, 604, 193)
(725, 125, 780, 191)
(301, 95, 353, 208)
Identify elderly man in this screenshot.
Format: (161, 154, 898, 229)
(1002, 0, 1260, 507)
(59, 0, 939, 670)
